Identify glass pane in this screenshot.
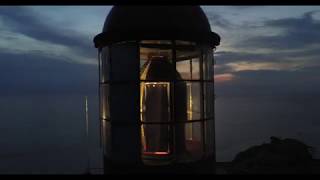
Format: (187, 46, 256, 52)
(112, 125, 141, 163)
(141, 124, 173, 165)
(176, 49, 199, 62)
(203, 47, 214, 80)
(140, 82, 171, 123)
(141, 124, 171, 154)
(109, 83, 139, 124)
(100, 83, 110, 119)
(187, 82, 202, 120)
(175, 82, 202, 121)
(176, 122, 204, 162)
(176, 60, 191, 79)
(99, 50, 103, 82)
(204, 119, 215, 157)
(100, 47, 110, 82)
(176, 58, 200, 80)
(191, 58, 200, 80)
(204, 82, 214, 119)
(140, 46, 173, 80)
(175, 41, 197, 52)
(102, 120, 111, 157)
(175, 40, 196, 45)
(110, 42, 139, 81)
(176, 47, 201, 80)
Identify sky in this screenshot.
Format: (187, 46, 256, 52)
(0, 6, 320, 173)
(1, 6, 320, 95)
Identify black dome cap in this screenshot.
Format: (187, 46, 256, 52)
(93, 6, 220, 48)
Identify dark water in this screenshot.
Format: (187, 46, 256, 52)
(0, 94, 102, 174)
(215, 96, 320, 162)
(0, 94, 319, 173)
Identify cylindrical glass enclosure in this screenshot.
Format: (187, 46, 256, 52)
(99, 40, 215, 166)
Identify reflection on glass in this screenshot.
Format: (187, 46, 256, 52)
(176, 60, 190, 79)
(100, 84, 110, 120)
(140, 82, 171, 155)
(102, 120, 111, 157)
(177, 122, 203, 163)
(204, 120, 214, 158)
(140, 54, 174, 165)
(176, 47, 200, 80)
(204, 82, 214, 119)
(141, 124, 170, 155)
(191, 58, 200, 79)
(185, 122, 202, 157)
(138, 41, 213, 165)
(203, 47, 214, 80)
(140, 45, 172, 77)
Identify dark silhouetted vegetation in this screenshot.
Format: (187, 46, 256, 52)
(230, 136, 315, 174)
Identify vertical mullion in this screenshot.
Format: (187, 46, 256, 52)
(212, 48, 216, 165)
(199, 46, 206, 156)
(189, 58, 193, 139)
(190, 58, 193, 80)
(104, 44, 113, 157)
(136, 40, 142, 162)
(171, 40, 176, 157)
(98, 48, 102, 148)
(109, 45, 113, 83)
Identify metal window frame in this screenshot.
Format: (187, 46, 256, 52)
(99, 40, 215, 162)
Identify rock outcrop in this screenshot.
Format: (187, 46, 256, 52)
(231, 137, 314, 174)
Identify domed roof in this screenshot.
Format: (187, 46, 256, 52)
(93, 6, 220, 48)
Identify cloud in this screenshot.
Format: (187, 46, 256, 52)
(208, 10, 320, 103)
(212, 9, 320, 95)
(205, 12, 234, 29)
(0, 52, 98, 95)
(216, 66, 320, 99)
(207, 8, 320, 77)
(211, 10, 320, 79)
(214, 50, 319, 75)
(0, 30, 96, 64)
(238, 11, 320, 50)
(0, 6, 96, 64)
(225, 61, 304, 72)
(214, 73, 235, 83)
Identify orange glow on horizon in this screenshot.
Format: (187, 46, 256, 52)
(214, 73, 235, 83)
